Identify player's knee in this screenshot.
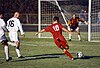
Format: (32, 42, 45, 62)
(59, 45, 63, 49)
(60, 44, 69, 50)
(78, 33, 80, 35)
(1, 40, 8, 45)
(65, 45, 69, 50)
(70, 30, 73, 32)
(15, 44, 20, 49)
(76, 31, 80, 35)
(16, 46, 20, 49)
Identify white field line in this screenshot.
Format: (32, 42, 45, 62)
(21, 43, 100, 46)
(7, 41, 100, 47)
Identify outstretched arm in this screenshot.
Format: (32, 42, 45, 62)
(79, 18, 89, 24)
(84, 21, 89, 24)
(62, 27, 69, 32)
(35, 29, 46, 36)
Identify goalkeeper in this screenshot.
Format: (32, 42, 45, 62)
(68, 14, 88, 41)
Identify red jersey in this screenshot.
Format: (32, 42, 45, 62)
(45, 22, 64, 39)
(68, 17, 84, 27)
(69, 17, 79, 27)
(44, 22, 68, 48)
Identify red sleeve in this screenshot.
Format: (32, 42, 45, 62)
(45, 26, 51, 32)
(59, 23, 64, 29)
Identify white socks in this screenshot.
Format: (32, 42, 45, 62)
(69, 34, 81, 41)
(4, 46, 9, 60)
(16, 48, 21, 57)
(78, 35, 81, 41)
(69, 34, 72, 40)
(8, 42, 21, 57)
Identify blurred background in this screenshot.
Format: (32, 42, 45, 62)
(0, 0, 88, 32)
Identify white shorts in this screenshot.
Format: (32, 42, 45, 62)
(75, 27, 79, 31)
(9, 32, 20, 42)
(0, 34, 7, 42)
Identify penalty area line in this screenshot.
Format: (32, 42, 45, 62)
(21, 43, 55, 46)
(21, 43, 100, 47)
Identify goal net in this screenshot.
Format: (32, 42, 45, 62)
(88, 0, 100, 42)
(38, 0, 88, 40)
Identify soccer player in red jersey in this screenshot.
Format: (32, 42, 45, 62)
(36, 16, 74, 60)
(68, 14, 88, 41)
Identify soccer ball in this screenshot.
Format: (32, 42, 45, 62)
(77, 52, 84, 59)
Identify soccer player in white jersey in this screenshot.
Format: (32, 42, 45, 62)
(7, 12, 25, 58)
(0, 13, 12, 62)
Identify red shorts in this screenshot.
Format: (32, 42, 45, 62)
(54, 37, 68, 49)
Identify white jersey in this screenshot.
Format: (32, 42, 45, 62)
(7, 18, 24, 35)
(0, 18, 7, 42)
(0, 18, 6, 38)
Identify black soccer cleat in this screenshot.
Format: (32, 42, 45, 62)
(6, 57, 12, 62)
(79, 40, 82, 41)
(68, 39, 71, 41)
(18, 56, 24, 58)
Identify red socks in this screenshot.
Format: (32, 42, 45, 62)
(64, 50, 73, 59)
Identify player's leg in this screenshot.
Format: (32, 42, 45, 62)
(8, 41, 17, 46)
(56, 38, 74, 60)
(9, 32, 24, 58)
(7, 41, 23, 57)
(1, 40, 12, 62)
(0, 34, 12, 62)
(64, 49, 74, 60)
(75, 27, 81, 41)
(61, 42, 74, 60)
(68, 25, 74, 41)
(68, 29, 73, 41)
(14, 38, 24, 58)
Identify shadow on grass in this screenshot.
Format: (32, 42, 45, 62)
(74, 56, 100, 60)
(12, 53, 75, 62)
(12, 53, 100, 62)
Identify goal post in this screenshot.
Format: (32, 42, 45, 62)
(88, 0, 100, 42)
(88, 0, 91, 41)
(38, 0, 88, 40)
(38, 0, 68, 38)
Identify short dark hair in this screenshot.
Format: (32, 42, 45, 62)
(53, 16, 59, 21)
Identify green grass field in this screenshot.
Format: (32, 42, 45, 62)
(0, 32, 100, 68)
